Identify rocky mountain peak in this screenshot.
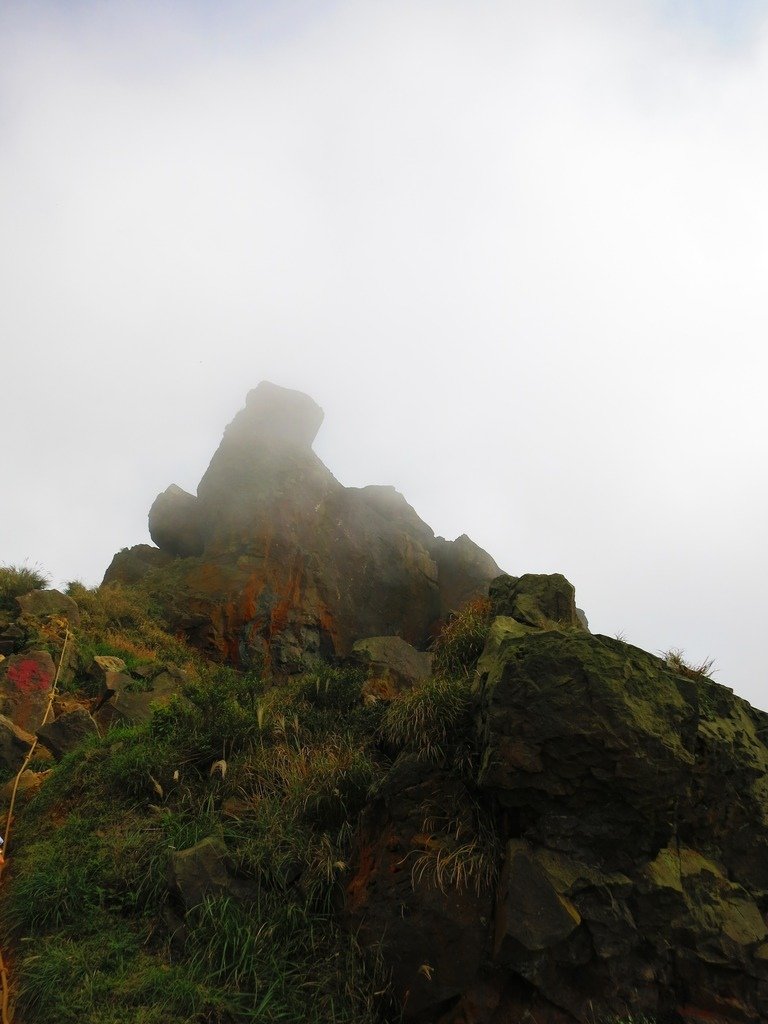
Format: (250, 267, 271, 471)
(109, 384, 501, 670)
(233, 380, 325, 450)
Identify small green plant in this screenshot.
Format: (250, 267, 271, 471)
(0, 561, 50, 612)
(431, 596, 491, 678)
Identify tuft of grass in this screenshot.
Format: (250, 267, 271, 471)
(0, 561, 50, 612)
(382, 675, 473, 763)
(431, 597, 491, 679)
(410, 796, 500, 897)
(663, 648, 716, 681)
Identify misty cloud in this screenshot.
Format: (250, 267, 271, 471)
(1, 1, 766, 702)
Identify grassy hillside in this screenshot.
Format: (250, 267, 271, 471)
(0, 573, 487, 1023)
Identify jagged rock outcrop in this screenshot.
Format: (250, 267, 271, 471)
(347, 574, 768, 1024)
(105, 382, 501, 671)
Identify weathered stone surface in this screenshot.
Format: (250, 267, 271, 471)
(488, 573, 584, 629)
(0, 714, 35, 772)
(89, 655, 127, 683)
(348, 607, 768, 1024)
(99, 668, 185, 727)
(148, 485, 204, 557)
(431, 532, 503, 620)
(167, 837, 232, 912)
(352, 636, 431, 700)
(0, 650, 56, 733)
(495, 841, 581, 954)
(15, 589, 80, 626)
(469, 627, 768, 1022)
(37, 708, 99, 759)
(100, 670, 133, 702)
(0, 768, 48, 803)
(476, 631, 699, 867)
(102, 544, 173, 585)
(0, 624, 25, 657)
(108, 384, 501, 671)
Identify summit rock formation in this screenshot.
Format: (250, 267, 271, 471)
(105, 382, 501, 670)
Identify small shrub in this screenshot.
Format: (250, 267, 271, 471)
(431, 597, 491, 678)
(0, 561, 50, 612)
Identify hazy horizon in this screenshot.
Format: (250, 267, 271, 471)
(2, 1, 767, 705)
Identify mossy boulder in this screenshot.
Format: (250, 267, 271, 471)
(488, 572, 586, 630)
(352, 635, 431, 700)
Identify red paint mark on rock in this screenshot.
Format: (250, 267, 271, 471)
(7, 659, 53, 695)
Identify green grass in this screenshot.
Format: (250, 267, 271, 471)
(2, 625, 392, 1023)
(430, 596, 491, 679)
(382, 674, 473, 764)
(16, 923, 232, 1024)
(0, 574, 461, 1023)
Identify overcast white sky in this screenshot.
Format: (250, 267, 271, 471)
(2, 0, 767, 705)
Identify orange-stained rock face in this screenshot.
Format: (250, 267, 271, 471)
(104, 383, 501, 670)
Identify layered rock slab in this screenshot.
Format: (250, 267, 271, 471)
(106, 382, 501, 670)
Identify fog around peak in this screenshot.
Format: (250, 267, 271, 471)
(1, 0, 767, 704)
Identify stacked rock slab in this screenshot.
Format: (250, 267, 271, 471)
(105, 383, 501, 671)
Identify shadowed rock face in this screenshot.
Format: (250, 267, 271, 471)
(105, 382, 501, 670)
(347, 592, 768, 1024)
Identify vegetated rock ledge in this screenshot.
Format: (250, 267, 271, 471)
(104, 382, 501, 672)
(346, 575, 768, 1024)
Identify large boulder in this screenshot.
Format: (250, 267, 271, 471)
(102, 544, 173, 585)
(0, 715, 35, 773)
(37, 708, 99, 759)
(488, 573, 585, 630)
(352, 636, 432, 700)
(0, 650, 56, 732)
(107, 384, 501, 671)
(95, 666, 186, 727)
(476, 631, 699, 867)
(148, 485, 204, 558)
(15, 589, 80, 627)
(167, 836, 254, 912)
(168, 837, 233, 912)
